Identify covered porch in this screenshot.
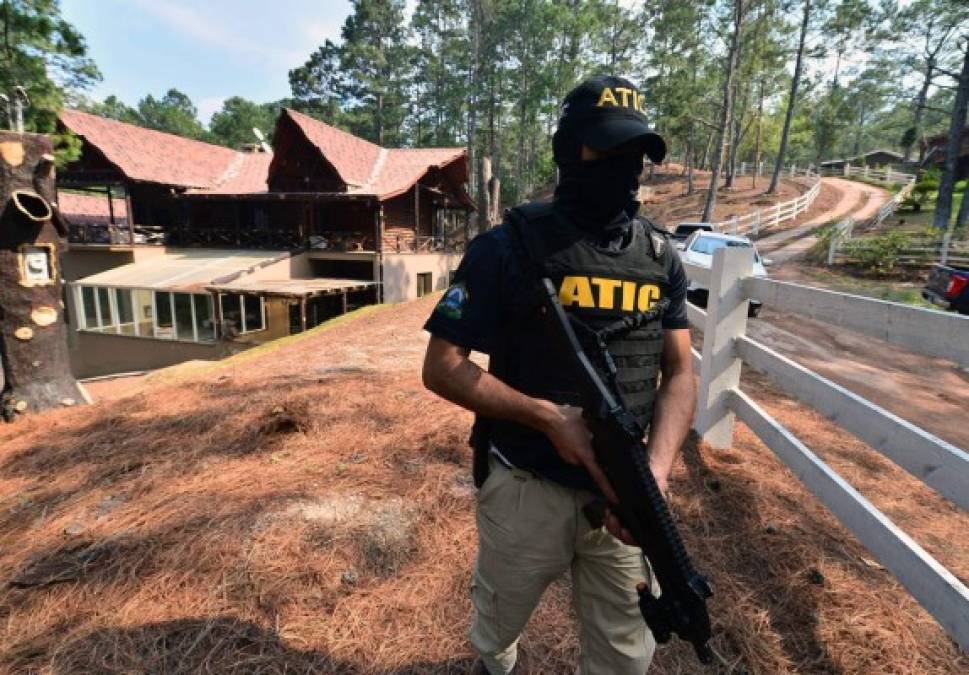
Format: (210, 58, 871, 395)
(206, 277, 379, 334)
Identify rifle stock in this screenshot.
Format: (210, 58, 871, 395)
(539, 278, 714, 665)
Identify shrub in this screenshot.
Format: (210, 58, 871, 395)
(843, 231, 912, 273)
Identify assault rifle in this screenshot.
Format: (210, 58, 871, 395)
(538, 277, 714, 665)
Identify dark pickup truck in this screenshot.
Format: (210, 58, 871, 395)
(923, 264, 969, 315)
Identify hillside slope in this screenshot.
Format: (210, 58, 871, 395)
(0, 298, 966, 674)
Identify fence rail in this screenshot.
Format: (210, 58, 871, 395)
(682, 166, 823, 238)
(683, 249, 969, 652)
(819, 164, 917, 185)
(818, 172, 969, 268)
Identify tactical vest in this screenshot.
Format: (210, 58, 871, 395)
(473, 202, 671, 490)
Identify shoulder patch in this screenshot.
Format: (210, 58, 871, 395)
(434, 281, 469, 320)
(650, 231, 666, 258)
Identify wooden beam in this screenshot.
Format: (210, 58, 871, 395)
(124, 190, 135, 246)
(727, 388, 969, 652)
(736, 334, 969, 511)
(106, 185, 115, 225)
(414, 182, 420, 250)
(686, 300, 707, 329)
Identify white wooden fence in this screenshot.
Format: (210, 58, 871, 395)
(829, 231, 969, 268)
(694, 167, 822, 238)
(819, 173, 969, 268)
(684, 248, 969, 652)
(819, 163, 917, 185)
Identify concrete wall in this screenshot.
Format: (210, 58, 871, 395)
(381, 252, 462, 303)
(70, 330, 233, 379)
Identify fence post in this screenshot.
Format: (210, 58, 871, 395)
(696, 247, 754, 448)
(731, 215, 739, 236)
(941, 232, 951, 265)
(864, 165, 870, 178)
(753, 210, 760, 236)
(844, 162, 850, 177)
(790, 163, 795, 177)
(827, 223, 840, 265)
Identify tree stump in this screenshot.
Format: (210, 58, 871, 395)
(0, 131, 84, 422)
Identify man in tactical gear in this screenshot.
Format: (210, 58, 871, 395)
(422, 76, 696, 674)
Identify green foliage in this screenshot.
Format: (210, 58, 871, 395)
(843, 231, 912, 273)
(0, 0, 100, 162)
(902, 168, 941, 212)
(207, 97, 280, 149)
(136, 89, 205, 139)
(289, 0, 412, 146)
(77, 95, 140, 124)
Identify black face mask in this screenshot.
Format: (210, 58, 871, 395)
(554, 153, 643, 225)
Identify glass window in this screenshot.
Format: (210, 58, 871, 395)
(691, 236, 752, 256)
(194, 295, 215, 342)
(116, 289, 135, 335)
(81, 286, 97, 329)
(133, 289, 153, 337)
(155, 291, 174, 339)
(97, 287, 114, 329)
(243, 295, 264, 332)
(222, 294, 243, 335)
(173, 293, 195, 341)
(116, 289, 134, 324)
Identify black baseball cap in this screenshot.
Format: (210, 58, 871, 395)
(557, 76, 667, 163)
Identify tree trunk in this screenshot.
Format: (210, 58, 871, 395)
(853, 100, 865, 158)
(0, 131, 85, 421)
(702, 0, 744, 221)
(932, 44, 969, 232)
(768, 0, 810, 195)
(478, 155, 492, 232)
(956, 182, 969, 229)
(686, 126, 695, 195)
(466, 0, 482, 220)
(905, 60, 935, 163)
(753, 79, 764, 189)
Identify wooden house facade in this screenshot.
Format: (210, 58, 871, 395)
(55, 109, 473, 377)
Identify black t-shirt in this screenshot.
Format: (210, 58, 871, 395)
(424, 220, 689, 355)
(423, 215, 689, 488)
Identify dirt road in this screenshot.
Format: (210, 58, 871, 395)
(740, 176, 969, 451)
(758, 177, 890, 262)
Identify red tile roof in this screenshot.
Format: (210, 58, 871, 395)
(56, 192, 128, 226)
(59, 109, 270, 192)
(283, 109, 467, 200)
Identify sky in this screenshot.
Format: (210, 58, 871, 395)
(61, 0, 408, 124)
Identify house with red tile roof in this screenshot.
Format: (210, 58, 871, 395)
(56, 108, 473, 377)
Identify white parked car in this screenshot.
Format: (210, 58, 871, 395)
(680, 231, 771, 317)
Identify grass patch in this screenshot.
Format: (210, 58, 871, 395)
(790, 265, 934, 308)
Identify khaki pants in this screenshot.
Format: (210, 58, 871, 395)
(470, 457, 657, 674)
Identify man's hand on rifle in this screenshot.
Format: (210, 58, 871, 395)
(540, 402, 620, 504)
